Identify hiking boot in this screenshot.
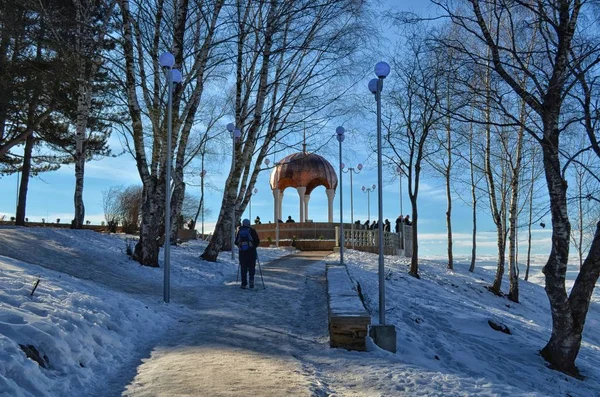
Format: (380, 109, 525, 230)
(241, 285, 247, 289)
(249, 281, 254, 289)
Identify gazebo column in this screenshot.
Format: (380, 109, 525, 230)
(272, 188, 284, 223)
(278, 189, 284, 222)
(272, 189, 279, 223)
(303, 195, 310, 222)
(296, 187, 306, 222)
(326, 189, 335, 223)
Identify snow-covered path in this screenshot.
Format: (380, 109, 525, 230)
(4, 227, 599, 396)
(105, 252, 332, 397)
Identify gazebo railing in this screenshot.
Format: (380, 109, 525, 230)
(335, 227, 404, 255)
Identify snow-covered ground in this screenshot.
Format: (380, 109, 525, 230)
(0, 226, 289, 396)
(0, 226, 599, 396)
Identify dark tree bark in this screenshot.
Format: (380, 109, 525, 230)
(15, 133, 34, 226)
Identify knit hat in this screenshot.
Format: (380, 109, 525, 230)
(242, 219, 251, 226)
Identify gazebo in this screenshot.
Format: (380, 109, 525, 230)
(269, 149, 338, 223)
(256, 147, 402, 254)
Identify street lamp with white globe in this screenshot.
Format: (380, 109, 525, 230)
(159, 51, 182, 304)
(361, 184, 376, 223)
(368, 61, 396, 351)
(336, 126, 345, 265)
(343, 163, 363, 248)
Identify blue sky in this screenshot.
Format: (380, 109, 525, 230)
(0, 0, 553, 257)
(0, 131, 553, 258)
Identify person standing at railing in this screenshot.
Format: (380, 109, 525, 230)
(370, 220, 378, 230)
(395, 215, 403, 233)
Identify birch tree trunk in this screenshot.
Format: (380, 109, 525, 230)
(507, 27, 537, 300)
(72, 0, 115, 229)
(73, 14, 89, 229)
(539, 117, 575, 374)
(507, 121, 525, 303)
(468, 120, 477, 273)
(445, 109, 453, 270)
(73, 73, 90, 228)
(118, 0, 161, 266)
(483, 65, 505, 295)
(409, 196, 419, 277)
(525, 150, 535, 281)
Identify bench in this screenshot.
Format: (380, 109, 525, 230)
(326, 264, 371, 351)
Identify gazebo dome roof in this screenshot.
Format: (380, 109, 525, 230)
(269, 152, 338, 195)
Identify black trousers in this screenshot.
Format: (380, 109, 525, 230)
(240, 256, 256, 286)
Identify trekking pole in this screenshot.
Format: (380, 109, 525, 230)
(257, 256, 266, 289)
(236, 262, 240, 283)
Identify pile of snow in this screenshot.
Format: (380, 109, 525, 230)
(0, 226, 288, 396)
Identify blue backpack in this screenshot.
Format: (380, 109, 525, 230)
(238, 227, 253, 251)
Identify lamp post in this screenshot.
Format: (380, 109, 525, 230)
(362, 184, 376, 223)
(250, 188, 258, 221)
(159, 51, 182, 303)
(343, 164, 363, 248)
(369, 61, 390, 325)
(200, 169, 206, 238)
(227, 123, 242, 260)
(336, 127, 345, 265)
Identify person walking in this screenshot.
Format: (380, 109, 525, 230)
(235, 219, 261, 289)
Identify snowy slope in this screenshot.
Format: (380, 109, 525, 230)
(0, 226, 288, 396)
(339, 252, 600, 396)
(0, 226, 599, 396)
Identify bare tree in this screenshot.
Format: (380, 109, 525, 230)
(425, 33, 464, 271)
(201, 0, 368, 261)
(435, 0, 600, 376)
(117, 0, 226, 266)
(386, 28, 445, 277)
(119, 185, 143, 234)
(466, 114, 486, 272)
(102, 186, 122, 227)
